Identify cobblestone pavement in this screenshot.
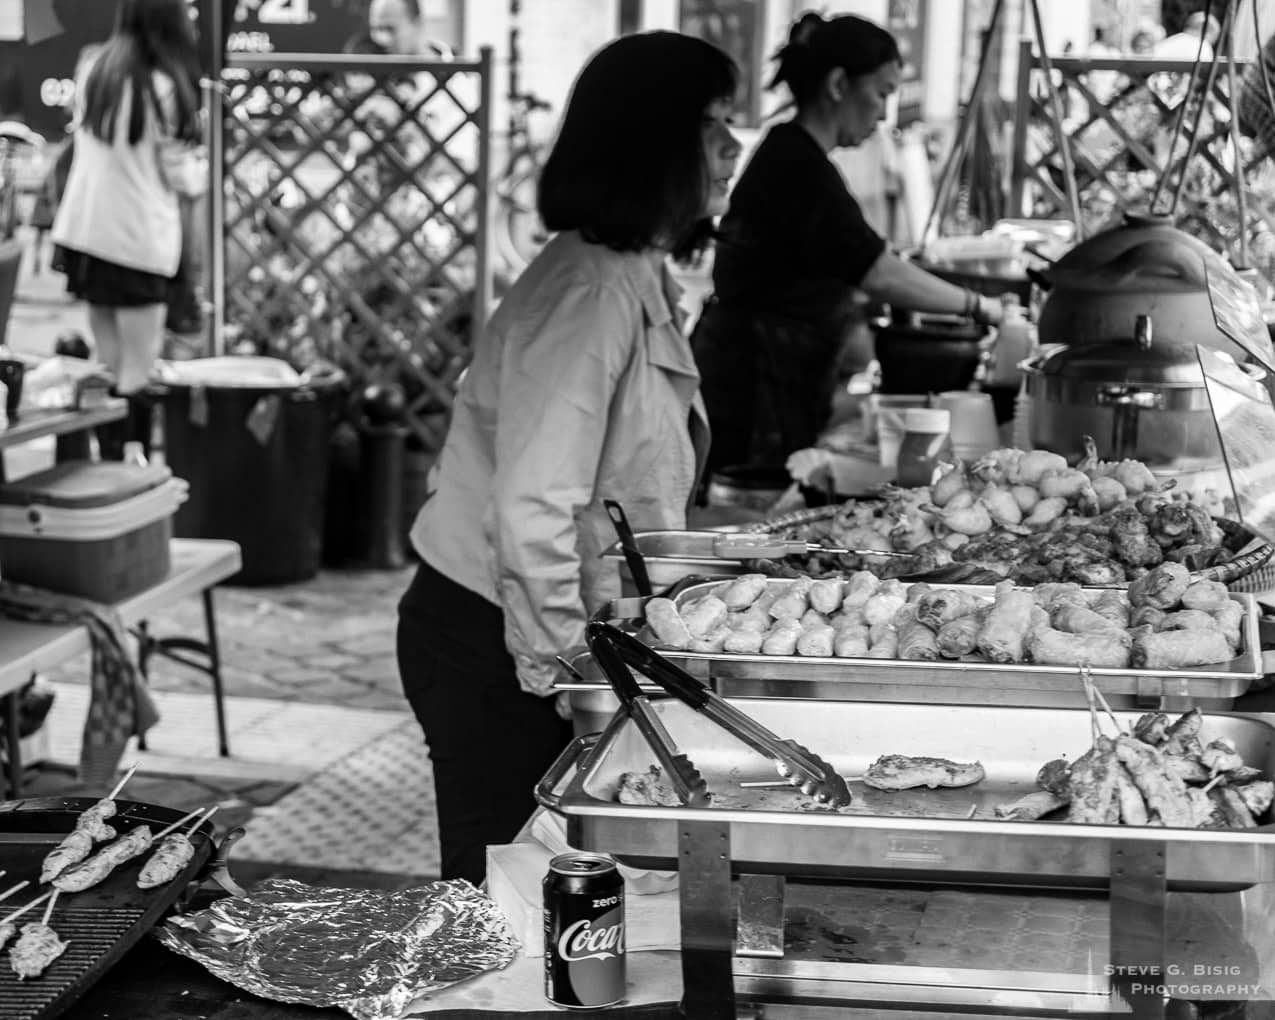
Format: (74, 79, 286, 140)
(9, 247, 429, 886)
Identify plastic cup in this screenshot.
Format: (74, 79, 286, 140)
(870, 394, 928, 468)
(935, 390, 1000, 462)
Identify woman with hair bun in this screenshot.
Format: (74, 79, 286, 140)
(692, 11, 1005, 477)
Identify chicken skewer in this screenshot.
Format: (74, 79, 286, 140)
(138, 806, 217, 889)
(10, 890, 69, 980)
(0, 890, 55, 951)
(73, 762, 139, 844)
(52, 824, 155, 894)
(40, 766, 141, 883)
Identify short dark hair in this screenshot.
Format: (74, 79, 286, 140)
(769, 12, 900, 108)
(538, 31, 738, 264)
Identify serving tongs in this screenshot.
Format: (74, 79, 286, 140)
(585, 621, 853, 807)
(588, 624, 711, 807)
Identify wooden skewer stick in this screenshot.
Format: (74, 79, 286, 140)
(966, 804, 979, 819)
(1086, 671, 1127, 737)
(0, 890, 54, 927)
(1080, 669, 1101, 744)
(0, 880, 29, 904)
(106, 763, 139, 802)
(155, 806, 209, 841)
(185, 806, 218, 836)
(1202, 774, 1227, 794)
(40, 890, 58, 927)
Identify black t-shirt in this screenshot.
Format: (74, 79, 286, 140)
(712, 121, 887, 327)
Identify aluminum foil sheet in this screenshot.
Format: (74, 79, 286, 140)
(154, 878, 521, 1020)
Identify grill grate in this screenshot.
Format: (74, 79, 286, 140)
(0, 798, 216, 1020)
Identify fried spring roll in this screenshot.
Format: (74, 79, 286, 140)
(1131, 629, 1232, 669)
(718, 574, 769, 611)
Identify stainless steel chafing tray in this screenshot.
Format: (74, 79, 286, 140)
(585, 580, 1264, 709)
(537, 697, 1275, 892)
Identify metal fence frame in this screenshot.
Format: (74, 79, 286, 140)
(206, 48, 494, 452)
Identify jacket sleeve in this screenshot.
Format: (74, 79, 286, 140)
(493, 281, 638, 696)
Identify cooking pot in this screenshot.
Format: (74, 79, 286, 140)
(1024, 314, 1255, 470)
(1035, 212, 1251, 362)
(872, 315, 990, 395)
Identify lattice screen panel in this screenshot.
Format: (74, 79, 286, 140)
(218, 53, 493, 452)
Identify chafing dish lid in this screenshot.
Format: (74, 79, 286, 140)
(1036, 339, 1207, 385)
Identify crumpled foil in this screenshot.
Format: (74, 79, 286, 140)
(154, 878, 521, 1020)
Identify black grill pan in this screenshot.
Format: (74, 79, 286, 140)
(0, 797, 216, 1020)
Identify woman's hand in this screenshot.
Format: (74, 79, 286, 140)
(971, 293, 1005, 328)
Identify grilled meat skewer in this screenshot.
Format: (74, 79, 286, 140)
(40, 829, 95, 884)
(53, 826, 154, 893)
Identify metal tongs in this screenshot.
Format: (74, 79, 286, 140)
(589, 626, 710, 807)
(711, 533, 913, 561)
(585, 622, 853, 807)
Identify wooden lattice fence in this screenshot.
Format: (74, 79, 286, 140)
(210, 50, 494, 453)
(1009, 40, 1275, 277)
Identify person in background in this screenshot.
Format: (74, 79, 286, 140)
(50, 0, 201, 458)
(1154, 11, 1221, 62)
(1239, 27, 1275, 159)
(396, 31, 740, 885)
(364, 0, 453, 60)
(690, 11, 1004, 479)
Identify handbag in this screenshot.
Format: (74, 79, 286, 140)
(158, 140, 209, 199)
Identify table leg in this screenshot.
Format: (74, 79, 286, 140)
(1110, 839, 1168, 1020)
(202, 589, 229, 757)
(678, 820, 735, 1019)
(135, 619, 153, 752)
(2, 687, 22, 798)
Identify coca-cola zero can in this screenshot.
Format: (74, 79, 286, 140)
(543, 851, 625, 1008)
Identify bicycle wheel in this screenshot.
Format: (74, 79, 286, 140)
(494, 167, 547, 274)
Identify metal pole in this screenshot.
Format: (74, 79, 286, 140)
(205, 0, 228, 357)
(1027, 0, 1083, 239)
(474, 46, 495, 348)
(1227, 1, 1251, 268)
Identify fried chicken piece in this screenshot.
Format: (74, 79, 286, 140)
(1162, 755, 1209, 784)
(1209, 786, 1257, 828)
(617, 766, 682, 807)
(1089, 589, 1131, 627)
(862, 755, 985, 791)
(1201, 739, 1245, 778)
(1114, 735, 1194, 827)
(1186, 786, 1216, 827)
(1036, 757, 1072, 795)
(1163, 709, 1203, 756)
(995, 790, 1068, 820)
(1107, 506, 1164, 568)
(1061, 557, 1127, 586)
(1068, 738, 1120, 824)
(1133, 712, 1171, 746)
(1236, 780, 1275, 818)
(1114, 763, 1150, 825)
(977, 580, 1036, 664)
(1149, 500, 1223, 551)
(1128, 562, 1191, 610)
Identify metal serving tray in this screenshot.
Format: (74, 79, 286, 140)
(588, 580, 1264, 708)
(537, 698, 1275, 892)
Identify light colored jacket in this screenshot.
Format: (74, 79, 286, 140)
(410, 231, 710, 695)
(52, 72, 182, 277)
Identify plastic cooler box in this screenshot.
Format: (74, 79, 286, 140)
(0, 461, 188, 602)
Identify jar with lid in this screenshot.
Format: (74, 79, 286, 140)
(896, 407, 954, 487)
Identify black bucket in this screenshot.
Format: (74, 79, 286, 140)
(705, 464, 791, 511)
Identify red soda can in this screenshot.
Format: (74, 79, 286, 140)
(543, 851, 626, 1008)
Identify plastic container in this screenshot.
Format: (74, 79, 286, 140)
(0, 461, 187, 601)
(895, 407, 954, 487)
(152, 357, 346, 585)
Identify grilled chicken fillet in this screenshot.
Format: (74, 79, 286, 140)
(9, 923, 67, 980)
(137, 834, 196, 889)
(863, 755, 985, 791)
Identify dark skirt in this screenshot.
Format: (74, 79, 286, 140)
(55, 246, 171, 307)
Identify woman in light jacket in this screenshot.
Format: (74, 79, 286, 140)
(51, 0, 202, 457)
(398, 31, 740, 884)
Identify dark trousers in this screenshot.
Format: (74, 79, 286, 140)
(396, 560, 572, 885)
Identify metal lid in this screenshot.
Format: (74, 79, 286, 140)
(1035, 339, 1207, 386)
